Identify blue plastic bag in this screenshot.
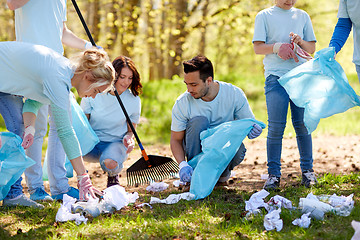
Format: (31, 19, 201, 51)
(278, 47, 360, 134)
(43, 95, 99, 180)
(188, 119, 266, 200)
(0, 132, 35, 200)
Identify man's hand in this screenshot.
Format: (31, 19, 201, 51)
(273, 43, 299, 62)
(123, 134, 135, 154)
(77, 173, 103, 201)
(248, 123, 262, 139)
(22, 125, 35, 149)
(179, 161, 193, 182)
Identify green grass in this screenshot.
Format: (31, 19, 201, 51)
(1, 173, 359, 239)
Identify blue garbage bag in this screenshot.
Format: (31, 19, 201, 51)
(0, 132, 35, 200)
(188, 119, 266, 200)
(278, 47, 360, 134)
(43, 96, 99, 180)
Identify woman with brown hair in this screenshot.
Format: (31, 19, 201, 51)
(82, 56, 143, 188)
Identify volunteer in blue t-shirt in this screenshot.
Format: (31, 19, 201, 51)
(170, 55, 262, 186)
(329, 0, 360, 81)
(82, 56, 142, 188)
(0, 41, 114, 202)
(252, 0, 317, 190)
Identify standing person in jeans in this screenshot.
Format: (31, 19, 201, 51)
(7, 0, 100, 203)
(170, 56, 262, 185)
(252, 0, 317, 190)
(329, 0, 360, 81)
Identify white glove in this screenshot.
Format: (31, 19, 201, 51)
(123, 134, 135, 154)
(22, 125, 35, 149)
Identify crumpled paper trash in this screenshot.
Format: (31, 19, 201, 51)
(266, 195, 293, 212)
(55, 194, 88, 225)
(351, 220, 360, 240)
(245, 189, 269, 213)
(264, 209, 283, 231)
(150, 192, 195, 204)
(146, 182, 169, 192)
(292, 212, 311, 228)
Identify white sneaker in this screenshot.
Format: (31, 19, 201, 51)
(2, 194, 44, 209)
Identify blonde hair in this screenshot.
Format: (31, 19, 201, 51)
(72, 49, 115, 92)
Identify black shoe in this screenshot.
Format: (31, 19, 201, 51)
(263, 175, 280, 191)
(107, 174, 120, 188)
(301, 169, 318, 188)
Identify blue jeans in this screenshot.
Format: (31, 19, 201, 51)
(356, 64, 360, 83)
(184, 116, 246, 181)
(0, 92, 24, 199)
(265, 75, 313, 177)
(84, 141, 127, 177)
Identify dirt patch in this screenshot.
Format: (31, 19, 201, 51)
(23, 135, 360, 195)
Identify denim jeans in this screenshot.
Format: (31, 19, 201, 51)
(265, 74, 313, 177)
(84, 141, 127, 177)
(24, 105, 48, 193)
(47, 105, 71, 195)
(184, 116, 246, 181)
(356, 64, 360, 83)
(0, 92, 24, 199)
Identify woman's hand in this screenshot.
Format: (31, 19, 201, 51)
(123, 134, 135, 154)
(77, 173, 103, 201)
(22, 125, 35, 149)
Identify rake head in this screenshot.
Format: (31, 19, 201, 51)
(126, 155, 179, 186)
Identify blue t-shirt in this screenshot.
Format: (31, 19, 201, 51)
(253, 6, 316, 78)
(15, 0, 66, 54)
(338, 0, 360, 65)
(171, 81, 255, 132)
(0, 41, 73, 110)
(81, 89, 141, 142)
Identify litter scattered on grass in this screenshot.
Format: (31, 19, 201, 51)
(146, 182, 169, 192)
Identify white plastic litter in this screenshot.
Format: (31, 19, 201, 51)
(351, 220, 360, 240)
(103, 185, 139, 210)
(318, 193, 354, 217)
(292, 212, 311, 228)
(264, 208, 283, 231)
(245, 189, 270, 213)
(150, 192, 195, 204)
(266, 195, 293, 212)
(173, 180, 185, 187)
(146, 182, 169, 192)
(299, 197, 334, 213)
(261, 174, 269, 180)
(55, 194, 88, 225)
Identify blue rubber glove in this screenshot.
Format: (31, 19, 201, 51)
(248, 123, 262, 139)
(179, 161, 193, 183)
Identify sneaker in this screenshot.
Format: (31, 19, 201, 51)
(107, 175, 120, 188)
(301, 169, 318, 188)
(263, 174, 280, 191)
(30, 188, 53, 202)
(2, 194, 44, 209)
(52, 187, 79, 201)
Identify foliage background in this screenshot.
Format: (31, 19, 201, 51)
(0, 0, 358, 143)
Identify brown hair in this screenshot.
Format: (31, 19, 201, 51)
(112, 56, 142, 96)
(183, 55, 214, 82)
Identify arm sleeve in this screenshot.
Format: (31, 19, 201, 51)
(80, 97, 92, 114)
(50, 102, 82, 160)
(252, 13, 267, 43)
(329, 18, 352, 53)
(234, 88, 255, 120)
(22, 99, 43, 116)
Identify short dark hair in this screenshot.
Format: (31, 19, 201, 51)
(183, 55, 214, 82)
(112, 56, 142, 96)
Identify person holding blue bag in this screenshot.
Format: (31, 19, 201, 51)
(252, 0, 317, 190)
(0, 41, 114, 203)
(81, 56, 142, 188)
(170, 55, 263, 186)
(329, 0, 360, 81)
(7, 0, 102, 202)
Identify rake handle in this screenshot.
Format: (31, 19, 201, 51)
(71, 0, 150, 163)
(114, 90, 149, 162)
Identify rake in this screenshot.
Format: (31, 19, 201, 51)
(71, 0, 179, 186)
